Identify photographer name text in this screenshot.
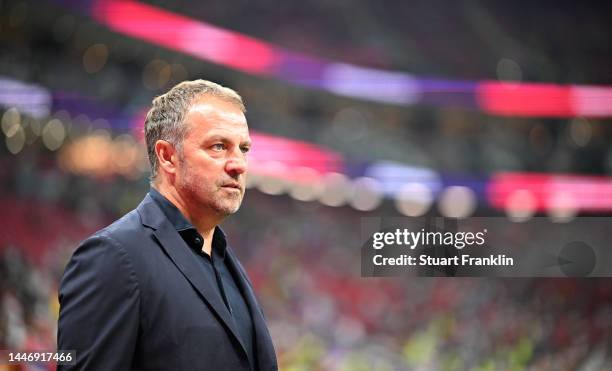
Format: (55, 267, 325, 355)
(373, 254, 514, 267)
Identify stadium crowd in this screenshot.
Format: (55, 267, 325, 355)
(2, 141, 612, 370)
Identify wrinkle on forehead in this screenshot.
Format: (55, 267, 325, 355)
(186, 100, 247, 127)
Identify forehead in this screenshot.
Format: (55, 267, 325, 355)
(184, 96, 249, 139)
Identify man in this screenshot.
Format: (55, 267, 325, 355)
(58, 80, 278, 371)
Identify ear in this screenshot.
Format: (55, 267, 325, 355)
(155, 140, 179, 176)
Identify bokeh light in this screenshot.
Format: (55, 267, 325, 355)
(395, 182, 433, 217)
(438, 186, 477, 218)
(505, 189, 537, 222)
(349, 177, 383, 211)
(83, 43, 109, 73)
(42, 118, 66, 151)
(319, 172, 350, 207)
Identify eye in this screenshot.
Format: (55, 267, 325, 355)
(240, 146, 250, 154)
(211, 143, 226, 151)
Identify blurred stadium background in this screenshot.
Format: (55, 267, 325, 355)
(2, 0, 612, 370)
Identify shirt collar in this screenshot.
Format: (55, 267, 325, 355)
(149, 187, 227, 257)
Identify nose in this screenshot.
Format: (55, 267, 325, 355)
(225, 150, 247, 176)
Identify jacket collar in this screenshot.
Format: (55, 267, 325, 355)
(137, 193, 277, 370)
(148, 189, 228, 257)
(136, 194, 249, 360)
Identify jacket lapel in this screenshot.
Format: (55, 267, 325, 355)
(225, 249, 278, 371)
(136, 195, 248, 359)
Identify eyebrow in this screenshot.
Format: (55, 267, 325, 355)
(204, 135, 251, 146)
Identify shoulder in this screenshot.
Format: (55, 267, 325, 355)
(59, 213, 144, 310)
(62, 208, 149, 283)
(100, 208, 145, 241)
(81, 207, 152, 255)
(64, 210, 142, 273)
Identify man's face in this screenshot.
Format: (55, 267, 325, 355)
(174, 96, 251, 218)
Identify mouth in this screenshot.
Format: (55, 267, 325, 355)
(221, 183, 242, 191)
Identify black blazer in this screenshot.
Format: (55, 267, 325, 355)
(58, 194, 277, 371)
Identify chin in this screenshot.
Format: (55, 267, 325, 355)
(215, 203, 242, 216)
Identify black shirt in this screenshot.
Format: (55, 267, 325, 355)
(149, 188, 258, 371)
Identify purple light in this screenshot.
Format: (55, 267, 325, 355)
(364, 161, 442, 197)
(322, 63, 422, 104)
(0, 77, 52, 118)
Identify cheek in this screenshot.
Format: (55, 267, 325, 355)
(179, 155, 227, 186)
(190, 173, 217, 189)
(184, 156, 218, 176)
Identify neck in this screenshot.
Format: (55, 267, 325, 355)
(153, 181, 221, 255)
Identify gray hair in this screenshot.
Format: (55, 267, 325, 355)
(144, 79, 245, 181)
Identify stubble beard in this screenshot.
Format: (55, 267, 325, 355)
(214, 185, 244, 216)
(177, 162, 244, 218)
(185, 179, 244, 218)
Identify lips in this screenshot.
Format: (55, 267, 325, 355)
(222, 182, 241, 190)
